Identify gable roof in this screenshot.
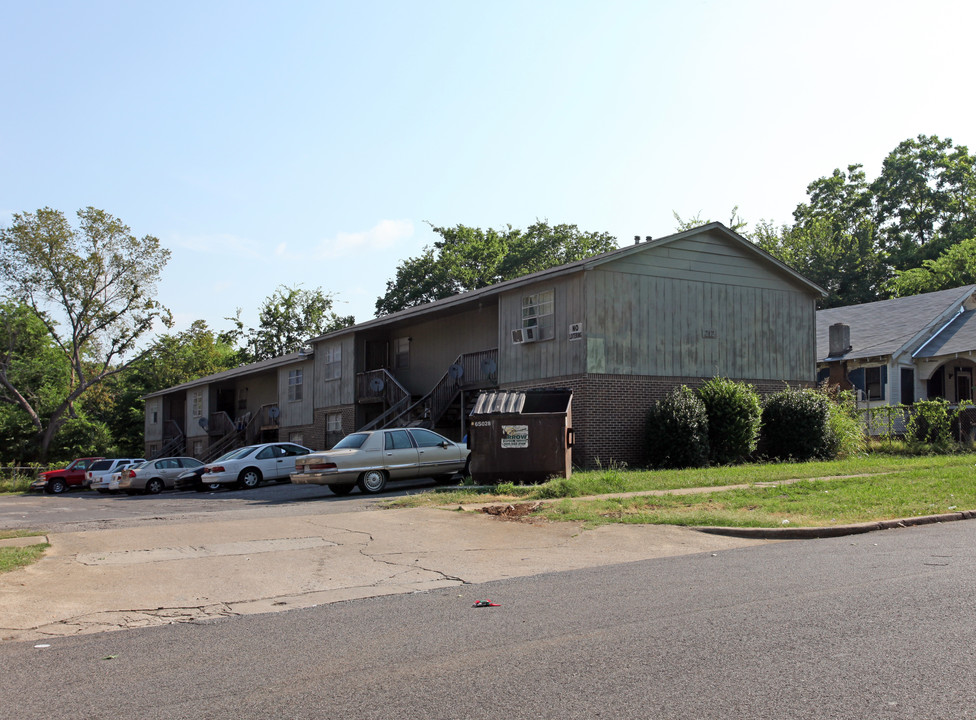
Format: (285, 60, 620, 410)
(816, 285, 976, 362)
(311, 222, 826, 343)
(914, 308, 976, 358)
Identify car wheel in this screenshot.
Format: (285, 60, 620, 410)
(237, 468, 262, 489)
(195, 480, 222, 492)
(145, 479, 164, 495)
(328, 483, 355, 496)
(357, 469, 387, 494)
(48, 479, 67, 494)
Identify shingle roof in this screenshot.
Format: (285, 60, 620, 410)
(816, 285, 976, 362)
(915, 307, 976, 358)
(311, 222, 826, 342)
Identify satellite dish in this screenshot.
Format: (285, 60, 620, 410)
(268, 406, 281, 419)
(369, 376, 385, 392)
(198, 417, 208, 430)
(481, 357, 497, 375)
(448, 363, 464, 380)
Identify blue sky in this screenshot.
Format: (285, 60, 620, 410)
(2, 0, 974, 343)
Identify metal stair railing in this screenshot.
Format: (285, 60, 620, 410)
(152, 420, 185, 459)
(381, 348, 499, 430)
(357, 369, 412, 432)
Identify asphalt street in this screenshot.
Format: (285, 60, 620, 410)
(2, 519, 975, 719)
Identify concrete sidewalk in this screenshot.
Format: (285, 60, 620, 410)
(0, 506, 767, 643)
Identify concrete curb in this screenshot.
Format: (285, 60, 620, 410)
(0, 535, 49, 549)
(693, 510, 976, 540)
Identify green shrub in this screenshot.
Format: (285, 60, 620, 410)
(822, 387, 866, 458)
(645, 386, 709, 468)
(759, 386, 831, 461)
(906, 398, 952, 450)
(697, 377, 761, 465)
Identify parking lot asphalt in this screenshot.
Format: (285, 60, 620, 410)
(0, 504, 769, 643)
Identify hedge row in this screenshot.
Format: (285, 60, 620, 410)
(645, 381, 861, 469)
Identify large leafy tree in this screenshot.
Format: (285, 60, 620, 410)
(753, 165, 884, 308)
(376, 221, 617, 315)
(872, 135, 976, 270)
(97, 320, 242, 454)
(246, 285, 354, 361)
(0, 207, 171, 461)
(756, 135, 976, 307)
(0, 301, 71, 461)
(887, 237, 976, 297)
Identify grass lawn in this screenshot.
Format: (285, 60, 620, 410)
(0, 530, 49, 574)
(387, 453, 976, 528)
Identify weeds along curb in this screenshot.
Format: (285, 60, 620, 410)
(694, 510, 976, 540)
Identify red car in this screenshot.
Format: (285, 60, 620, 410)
(30, 457, 105, 494)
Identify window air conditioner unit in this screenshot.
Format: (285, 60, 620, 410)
(512, 328, 525, 344)
(523, 326, 539, 342)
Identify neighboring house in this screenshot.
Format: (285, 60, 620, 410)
(145, 223, 825, 467)
(816, 285, 976, 419)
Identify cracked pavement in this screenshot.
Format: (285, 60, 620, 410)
(0, 506, 768, 642)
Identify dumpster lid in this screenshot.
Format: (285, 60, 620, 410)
(471, 391, 525, 415)
(471, 389, 572, 415)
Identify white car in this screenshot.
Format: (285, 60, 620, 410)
(88, 458, 146, 493)
(291, 428, 470, 495)
(201, 443, 312, 489)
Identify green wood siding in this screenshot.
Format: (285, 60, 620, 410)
(498, 275, 585, 383)
(584, 268, 815, 381)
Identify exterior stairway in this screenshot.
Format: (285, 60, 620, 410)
(368, 348, 499, 433)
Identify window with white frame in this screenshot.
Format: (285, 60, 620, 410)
(149, 401, 159, 424)
(288, 431, 304, 445)
(288, 368, 304, 402)
(521, 289, 554, 339)
(191, 390, 203, 418)
(326, 412, 342, 433)
(394, 337, 410, 369)
(323, 344, 342, 380)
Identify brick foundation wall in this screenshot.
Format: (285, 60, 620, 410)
(276, 424, 317, 449)
(311, 405, 357, 451)
(502, 374, 809, 470)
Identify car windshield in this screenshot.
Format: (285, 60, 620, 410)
(89, 460, 113, 471)
(333, 434, 368, 450)
(132, 461, 151, 470)
(222, 446, 259, 460)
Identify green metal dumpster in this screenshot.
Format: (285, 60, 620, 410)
(467, 388, 573, 484)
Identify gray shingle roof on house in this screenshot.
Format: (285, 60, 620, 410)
(915, 308, 976, 358)
(816, 285, 976, 362)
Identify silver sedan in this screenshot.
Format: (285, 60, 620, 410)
(291, 428, 470, 495)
